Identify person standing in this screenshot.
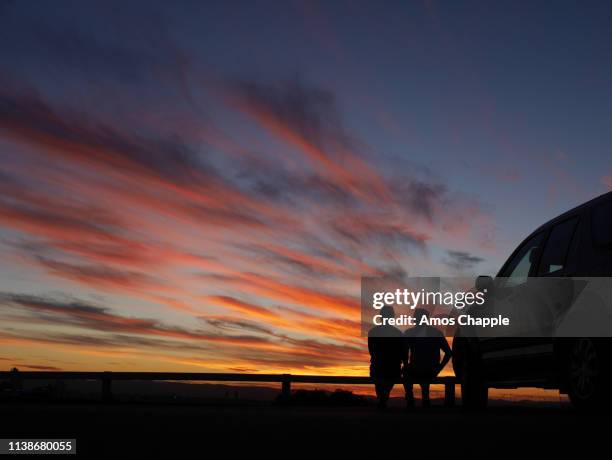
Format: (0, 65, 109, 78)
(368, 305, 404, 409)
(403, 308, 452, 408)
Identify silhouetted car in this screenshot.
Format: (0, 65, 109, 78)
(453, 191, 612, 409)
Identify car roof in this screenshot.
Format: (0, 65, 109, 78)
(530, 190, 612, 235)
(496, 190, 612, 277)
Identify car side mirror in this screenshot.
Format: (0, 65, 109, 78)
(475, 275, 493, 292)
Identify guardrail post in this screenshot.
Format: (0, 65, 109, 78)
(281, 374, 291, 400)
(101, 372, 113, 402)
(10, 367, 22, 392)
(444, 382, 455, 407)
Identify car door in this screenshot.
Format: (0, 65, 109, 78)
(479, 231, 546, 383)
(482, 216, 581, 384)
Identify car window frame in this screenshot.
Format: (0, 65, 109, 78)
(590, 197, 612, 250)
(535, 215, 580, 277)
(497, 231, 546, 281)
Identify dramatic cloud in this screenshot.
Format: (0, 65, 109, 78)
(443, 250, 485, 272)
(0, 292, 366, 371)
(20, 364, 62, 371)
(225, 78, 389, 201)
(0, 75, 495, 372)
(0, 13, 497, 375)
(0, 87, 208, 185)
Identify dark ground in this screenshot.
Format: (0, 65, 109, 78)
(2, 400, 607, 457)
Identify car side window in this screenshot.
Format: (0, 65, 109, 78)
(499, 232, 544, 287)
(537, 217, 579, 275)
(591, 198, 612, 248)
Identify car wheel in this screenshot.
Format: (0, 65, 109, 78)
(567, 338, 608, 410)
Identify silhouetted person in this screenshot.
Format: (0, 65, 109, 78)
(403, 308, 451, 408)
(368, 305, 404, 408)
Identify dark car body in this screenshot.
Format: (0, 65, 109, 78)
(453, 191, 612, 407)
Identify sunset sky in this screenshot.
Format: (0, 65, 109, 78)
(1, 1, 611, 380)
